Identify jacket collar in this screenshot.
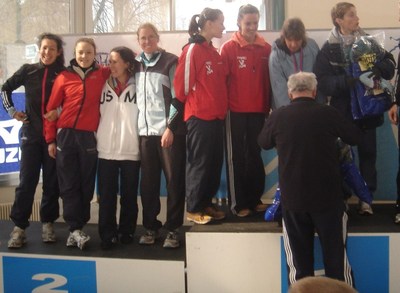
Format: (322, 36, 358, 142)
(231, 31, 267, 48)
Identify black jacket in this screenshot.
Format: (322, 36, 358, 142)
(1, 62, 65, 138)
(314, 28, 395, 129)
(258, 97, 362, 212)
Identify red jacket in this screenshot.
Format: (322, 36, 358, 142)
(174, 39, 228, 121)
(45, 61, 110, 143)
(220, 32, 271, 113)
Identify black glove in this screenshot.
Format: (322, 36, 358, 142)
(367, 66, 382, 79)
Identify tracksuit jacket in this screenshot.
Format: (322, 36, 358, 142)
(314, 27, 395, 129)
(2, 62, 65, 136)
(135, 51, 185, 136)
(44, 59, 110, 143)
(269, 37, 320, 109)
(97, 76, 140, 161)
(220, 31, 271, 113)
(174, 36, 228, 121)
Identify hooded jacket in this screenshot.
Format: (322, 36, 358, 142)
(220, 31, 271, 113)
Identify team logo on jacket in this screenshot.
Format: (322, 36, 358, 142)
(237, 56, 247, 69)
(205, 61, 213, 75)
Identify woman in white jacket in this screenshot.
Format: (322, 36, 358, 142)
(96, 46, 140, 250)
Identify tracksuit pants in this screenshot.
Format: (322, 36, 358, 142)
(97, 159, 140, 242)
(56, 128, 97, 232)
(11, 126, 59, 229)
(139, 134, 186, 232)
(357, 128, 377, 193)
(282, 206, 354, 287)
(225, 111, 265, 213)
(186, 117, 223, 213)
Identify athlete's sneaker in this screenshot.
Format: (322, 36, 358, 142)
(71, 230, 90, 250)
(120, 234, 134, 244)
(237, 208, 252, 218)
(204, 206, 226, 220)
(8, 226, 27, 248)
(358, 201, 373, 215)
(187, 212, 212, 224)
(163, 231, 180, 249)
(395, 213, 400, 224)
(254, 203, 268, 212)
(139, 230, 159, 245)
(66, 233, 77, 247)
(42, 222, 56, 243)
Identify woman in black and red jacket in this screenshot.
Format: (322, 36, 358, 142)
(1, 33, 65, 248)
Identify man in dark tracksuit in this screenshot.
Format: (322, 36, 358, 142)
(258, 72, 361, 287)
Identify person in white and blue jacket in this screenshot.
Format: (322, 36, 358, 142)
(135, 23, 186, 249)
(97, 46, 140, 250)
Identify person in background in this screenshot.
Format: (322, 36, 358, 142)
(44, 37, 110, 250)
(220, 4, 271, 218)
(387, 1, 400, 224)
(269, 17, 322, 109)
(314, 2, 395, 215)
(258, 71, 359, 287)
(135, 23, 186, 248)
(388, 63, 400, 224)
(174, 8, 228, 224)
(1, 33, 65, 248)
(97, 46, 140, 250)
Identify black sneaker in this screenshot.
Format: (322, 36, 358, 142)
(101, 237, 117, 250)
(120, 234, 134, 244)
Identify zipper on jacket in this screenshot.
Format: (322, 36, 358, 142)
(73, 69, 92, 129)
(143, 66, 149, 136)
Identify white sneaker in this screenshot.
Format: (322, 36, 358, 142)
(163, 231, 180, 249)
(66, 233, 77, 247)
(42, 222, 56, 243)
(358, 201, 373, 215)
(71, 230, 90, 250)
(395, 213, 400, 224)
(8, 226, 27, 248)
(139, 230, 159, 245)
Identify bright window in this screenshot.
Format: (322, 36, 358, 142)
(174, 0, 266, 31)
(91, 0, 170, 33)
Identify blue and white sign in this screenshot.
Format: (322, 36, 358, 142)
(2, 256, 97, 293)
(0, 92, 24, 174)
